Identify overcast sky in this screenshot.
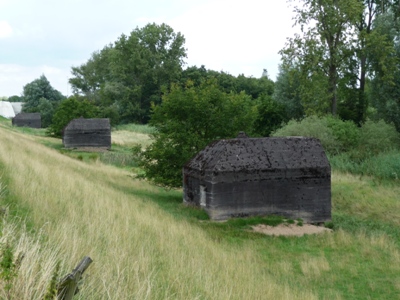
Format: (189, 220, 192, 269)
(0, 0, 295, 97)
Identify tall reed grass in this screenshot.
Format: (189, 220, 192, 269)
(330, 151, 400, 181)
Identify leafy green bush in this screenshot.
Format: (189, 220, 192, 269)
(272, 115, 340, 154)
(325, 116, 359, 151)
(355, 119, 400, 159)
(273, 115, 361, 155)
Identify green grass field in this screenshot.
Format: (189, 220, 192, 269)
(0, 119, 399, 299)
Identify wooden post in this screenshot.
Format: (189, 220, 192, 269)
(57, 256, 93, 300)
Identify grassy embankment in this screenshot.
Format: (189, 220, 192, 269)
(0, 117, 399, 299)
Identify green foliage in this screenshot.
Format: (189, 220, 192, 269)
(353, 119, 400, 159)
(0, 244, 15, 295)
(331, 151, 400, 181)
(281, 0, 363, 116)
(368, 12, 400, 132)
(70, 23, 187, 124)
(324, 221, 334, 229)
(99, 152, 138, 168)
(37, 98, 57, 128)
(180, 66, 275, 100)
(279, 0, 400, 125)
(98, 104, 120, 126)
(135, 80, 257, 187)
(7, 95, 23, 103)
(325, 116, 359, 151)
(0, 243, 23, 299)
(272, 115, 361, 154)
(112, 123, 156, 134)
(22, 75, 64, 113)
(272, 116, 341, 154)
(42, 261, 60, 300)
(253, 94, 288, 137)
(273, 64, 304, 120)
(46, 96, 99, 137)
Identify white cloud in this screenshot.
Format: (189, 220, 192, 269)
(169, 0, 295, 79)
(0, 20, 13, 38)
(0, 64, 71, 97)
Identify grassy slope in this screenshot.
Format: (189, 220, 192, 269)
(0, 121, 399, 299)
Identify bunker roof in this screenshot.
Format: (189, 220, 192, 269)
(13, 113, 41, 120)
(185, 135, 330, 174)
(65, 118, 110, 131)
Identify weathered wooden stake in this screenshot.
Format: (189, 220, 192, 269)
(57, 256, 93, 300)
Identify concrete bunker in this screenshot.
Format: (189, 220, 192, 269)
(183, 134, 331, 222)
(63, 118, 111, 149)
(12, 113, 41, 128)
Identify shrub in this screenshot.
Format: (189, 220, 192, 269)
(360, 151, 400, 180)
(357, 119, 400, 156)
(272, 115, 340, 154)
(325, 116, 359, 152)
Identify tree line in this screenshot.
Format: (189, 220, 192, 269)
(4, 3, 400, 186)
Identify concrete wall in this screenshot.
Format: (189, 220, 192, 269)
(63, 130, 111, 149)
(183, 136, 331, 222)
(12, 113, 41, 128)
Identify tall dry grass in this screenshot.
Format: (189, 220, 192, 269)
(111, 130, 153, 148)
(0, 126, 315, 299)
(1, 124, 400, 299)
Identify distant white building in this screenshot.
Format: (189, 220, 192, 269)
(261, 69, 269, 78)
(11, 102, 23, 114)
(0, 101, 16, 119)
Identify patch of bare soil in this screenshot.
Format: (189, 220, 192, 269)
(252, 223, 332, 237)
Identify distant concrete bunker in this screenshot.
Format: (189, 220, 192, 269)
(183, 134, 331, 222)
(12, 113, 41, 128)
(63, 118, 111, 149)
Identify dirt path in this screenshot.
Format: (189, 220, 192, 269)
(252, 223, 332, 236)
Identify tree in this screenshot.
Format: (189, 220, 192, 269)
(347, 0, 399, 124)
(281, 0, 399, 124)
(281, 0, 363, 116)
(69, 23, 187, 124)
(253, 94, 288, 137)
(7, 95, 23, 102)
(273, 64, 304, 120)
(37, 98, 57, 128)
(22, 75, 64, 113)
(180, 65, 275, 100)
(69, 48, 112, 103)
(47, 96, 99, 137)
(134, 80, 257, 187)
(368, 11, 400, 131)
